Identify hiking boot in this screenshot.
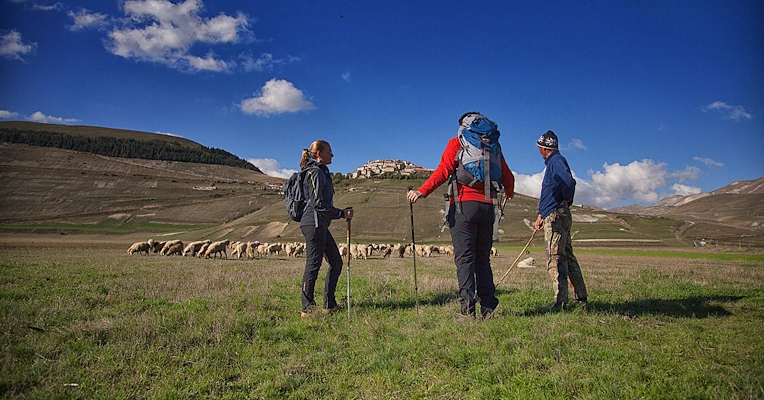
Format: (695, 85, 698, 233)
(480, 307, 496, 320)
(300, 305, 317, 318)
(548, 300, 566, 312)
(322, 306, 341, 315)
(574, 296, 587, 303)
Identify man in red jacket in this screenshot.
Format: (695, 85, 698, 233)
(407, 112, 515, 319)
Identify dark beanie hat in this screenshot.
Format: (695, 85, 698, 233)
(537, 130, 558, 150)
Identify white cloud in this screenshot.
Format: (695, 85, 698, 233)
(0, 30, 37, 62)
(27, 111, 80, 124)
(67, 9, 110, 31)
(248, 158, 297, 179)
(0, 110, 20, 119)
(671, 183, 702, 197)
(342, 72, 351, 82)
(101, 0, 250, 73)
(240, 52, 282, 72)
(703, 101, 752, 121)
(560, 138, 586, 151)
(33, 2, 63, 11)
(512, 170, 545, 198)
(693, 156, 724, 168)
(240, 78, 316, 116)
(671, 165, 701, 182)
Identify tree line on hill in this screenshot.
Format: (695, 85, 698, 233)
(0, 128, 261, 172)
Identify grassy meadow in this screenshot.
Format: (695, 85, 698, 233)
(1, 239, 763, 399)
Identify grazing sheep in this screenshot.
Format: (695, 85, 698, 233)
(267, 243, 282, 256)
(183, 240, 210, 257)
(204, 240, 230, 259)
(293, 244, 305, 257)
(245, 242, 258, 259)
(159, 240, 182, 255)
(164, 242, 183, 256)
(257, 244, 269, 258)
(127, 241, 150, 255)
(197, 242, 211, 258)
(382, 246, 392, 258)
(444, 245, 454, 255)
(232, 242, 248, 259)
(491, 247, 499, 256)
(151, 241, 166, 253)
(397, 244, 406, 258)
(517, 257, 536, 268)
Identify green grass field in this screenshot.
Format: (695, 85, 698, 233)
(1, 240, 762, 399)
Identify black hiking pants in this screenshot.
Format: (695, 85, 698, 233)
(300, 224, 343, 312)
(448, 201, 499, 316)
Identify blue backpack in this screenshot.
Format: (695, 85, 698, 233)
(453, 112, 503, 200)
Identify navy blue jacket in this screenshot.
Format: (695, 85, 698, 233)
(538, 150, 576, 218)
(300, 159, 344, 228)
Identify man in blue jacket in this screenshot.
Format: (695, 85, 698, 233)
(533, 131, 588, 310)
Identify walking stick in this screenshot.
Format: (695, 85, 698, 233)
(345, 208, 353, 319)
(407, 186, 420, 316)
(496, 228, 538, 286)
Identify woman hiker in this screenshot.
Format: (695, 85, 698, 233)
(299, 140, 354, 317)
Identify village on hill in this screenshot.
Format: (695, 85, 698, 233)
(348, 159, 434, 179)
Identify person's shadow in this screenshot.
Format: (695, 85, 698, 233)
(523, 295, 743, 318)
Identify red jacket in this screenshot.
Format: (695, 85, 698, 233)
(418, 137, 515, 203)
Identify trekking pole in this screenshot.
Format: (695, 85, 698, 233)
(496, 229, 538, 286)
(407, 186, 420, 316)
(345, 207, 353, 319)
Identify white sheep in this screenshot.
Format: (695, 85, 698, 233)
(517, 257, 536, 268)
(127, 241, 150, 255)
(164, 242, 183, 256)
(491, 247, 499, 256)
(232, 242, 248, 259)
(197, 242, 210, 258)
(160, 240, 183, 256)
(204, 240, 230, 259)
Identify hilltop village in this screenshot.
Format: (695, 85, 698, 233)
(348, 159, 433, 179)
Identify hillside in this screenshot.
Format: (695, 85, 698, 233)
(0, 142, 280, 227)
(611, 176, 764, 234)
(0, 121, 259, 172)
(1, 140, 762, 247)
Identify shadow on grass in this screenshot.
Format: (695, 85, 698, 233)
(353, 289, 523, 312)
(524, 295, 744, 318)
(353, 291, 460, 311)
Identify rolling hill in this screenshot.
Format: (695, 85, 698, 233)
(0, 123, 761, 248)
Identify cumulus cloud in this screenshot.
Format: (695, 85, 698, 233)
(703, 101, 752, 121)
(512, 170, 545, 198)
(693, 156, 724, 168)
(27, 111, 79, 124)
(67, 9, 110, 31)
(240, 78, 316, 116)
(671, 183, 702, 196)
(561, 138, 586, 151)
(239, 52, 284, 72)
(98, 0, 250, 72)
(0, 30, 37, 62)
(248, 158, 297, 179)
(0, 110, 20, 119)
(515, 158, 706, 209)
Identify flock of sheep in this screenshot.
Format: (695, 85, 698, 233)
(127, 238, 503, 260)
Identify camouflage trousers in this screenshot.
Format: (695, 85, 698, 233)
(543, 205, 587, 303)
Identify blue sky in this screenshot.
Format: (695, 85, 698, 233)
(1, 0, 762, 209)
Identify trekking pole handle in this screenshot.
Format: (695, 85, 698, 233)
(344, 207, 353, 220)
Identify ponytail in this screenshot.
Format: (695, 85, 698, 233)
(300, 140, 330, 169)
